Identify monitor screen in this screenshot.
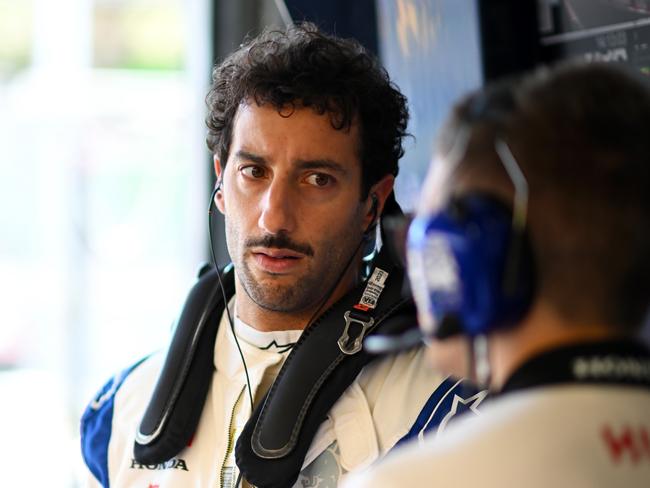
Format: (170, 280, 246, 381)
(539, 0, 650, 76)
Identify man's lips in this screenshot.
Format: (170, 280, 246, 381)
(251, 247, 304, 259)
(250, 248, 305, 273)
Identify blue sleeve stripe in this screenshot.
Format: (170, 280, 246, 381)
(395, 378, 484, 448)
(80, 357, 147, 488)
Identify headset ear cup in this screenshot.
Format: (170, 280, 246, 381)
(409, 193, 535, 339)
(455, 194, 535, 335)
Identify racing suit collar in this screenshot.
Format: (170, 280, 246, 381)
(499, 338, 650, 395)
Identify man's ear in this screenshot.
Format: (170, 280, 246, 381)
(364, 173, 395, 228)
(213, 155, 225, 214)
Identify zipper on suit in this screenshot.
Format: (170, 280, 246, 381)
(220, 385, 246, 488)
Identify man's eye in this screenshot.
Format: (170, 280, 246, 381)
(305, 173, 332, 187)
(241, 166, 266, 179)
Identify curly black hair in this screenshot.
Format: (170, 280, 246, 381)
(205, 22, 409, 198)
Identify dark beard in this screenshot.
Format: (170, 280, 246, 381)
(237, 244, 343, 313)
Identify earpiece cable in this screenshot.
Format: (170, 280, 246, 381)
(208, 186, 255, 412)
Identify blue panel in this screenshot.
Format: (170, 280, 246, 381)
(80, 358, 146, 487)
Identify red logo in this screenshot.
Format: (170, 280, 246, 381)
(147, 484, 159, 488)
(601, 425, 650, 464)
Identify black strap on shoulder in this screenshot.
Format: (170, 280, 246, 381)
(235, 247, 416, 488)
(133, 264, 235, 465)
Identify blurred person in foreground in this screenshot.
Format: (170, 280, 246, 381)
(346, 62, 650, 487)
(79, 23, 482, 488)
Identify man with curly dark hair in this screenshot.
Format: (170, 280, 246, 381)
(205, 22, 406, 328)
(80, 23, 481, 488)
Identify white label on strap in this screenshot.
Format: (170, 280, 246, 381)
(357, 267, 389, 310)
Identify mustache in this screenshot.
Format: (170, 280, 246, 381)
(245, 232, 314, 257)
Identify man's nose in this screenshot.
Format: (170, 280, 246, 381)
(258, 178, 297, 235)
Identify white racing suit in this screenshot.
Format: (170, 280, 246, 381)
(81, 307, 484, 487)
(345, 339, 650, 488)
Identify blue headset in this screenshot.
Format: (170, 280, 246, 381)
(407, 140, 535, 339)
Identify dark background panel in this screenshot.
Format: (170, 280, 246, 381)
(284, 0, 379, 55)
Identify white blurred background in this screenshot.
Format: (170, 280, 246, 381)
(0, 0, 211, 485)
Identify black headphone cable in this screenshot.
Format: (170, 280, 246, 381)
(208, 185, 255, 409)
